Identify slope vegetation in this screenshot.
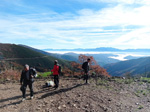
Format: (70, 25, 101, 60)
(0, 43, 70, 71)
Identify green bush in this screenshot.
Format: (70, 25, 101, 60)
(37, 72, 52, 78)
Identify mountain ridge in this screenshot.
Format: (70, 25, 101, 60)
(104, 56, 150, 76)
(44, 47, 150, 52)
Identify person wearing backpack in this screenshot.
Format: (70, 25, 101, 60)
(20, 64, 37, 101)
(51, 60, 60, 89)
(82, 58, 91, 84)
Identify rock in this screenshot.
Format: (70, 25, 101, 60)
(100, 105, 108, 112)
(50, 100, 54, 102)
(108, 98, 112, 101)
(84, 105, 88, 108)
(67, 101, 71, 105)
(73, 104, 77, 108)
(42, 105, 46, 107)
(78, 94, 81, 97)
(14, 105, 18, 109)
(85, 110, 89, 112)
(65, 94, 69, 97)
(92, 109, 95, 112)
(36, 108, 41, 110)
(116, 104, 121, 107)
(44, 101, 49, 105)
(62, 104, 67, 108)
(58, 106, 61, 110)
(74, 100, 79, 103)
(6, 78, 11, 81)
(38, 104, 42, 107)
(103, 107, 108, 111)
(147, 99, 150, 102)
(45, 108, 52, 112)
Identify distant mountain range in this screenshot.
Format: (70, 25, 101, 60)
(19, 45, 120, 66)
(44, 47, 150, 52)
(104, 57, 150, 76)
(2, 44, 150, 77)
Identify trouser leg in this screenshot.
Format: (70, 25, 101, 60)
(29, 82, 33, 97)
(22, 82, 27, 98)
(85, 73, 89, 83)
(54, 75, 59, 88)
(85, 75, 88, 83)
(54, 75, 56, 87)
(57, 75, 59, 87)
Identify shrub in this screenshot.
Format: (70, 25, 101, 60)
(0, 69, 20, 82)
(37, 72, 52, 78)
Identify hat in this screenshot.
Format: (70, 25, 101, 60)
(54, 60, 58, 63)
(24, 64, 29, 68)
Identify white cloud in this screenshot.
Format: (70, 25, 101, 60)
(0, 0, 150, 49)
(85, 0, 150, 5)
(111, 27, 150, 48)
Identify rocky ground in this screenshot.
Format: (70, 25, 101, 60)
(0, 77, 150, 112)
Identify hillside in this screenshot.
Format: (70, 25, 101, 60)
(104, 57, 150, 76)
(0, 43, 70, 71)
(1, 77, 150, 112)
(19, 45, 79, 63)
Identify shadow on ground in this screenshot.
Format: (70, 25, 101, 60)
(0, 83, 85, 109)
(40, 83, 85, 99)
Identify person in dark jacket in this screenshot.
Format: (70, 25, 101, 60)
(51, 60, 60, 89)
(82, 58, 91, 84)
(20, 64, 36, 101)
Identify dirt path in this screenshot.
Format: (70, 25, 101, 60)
(0, 78, 150, 112)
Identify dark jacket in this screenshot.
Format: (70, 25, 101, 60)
(82, 61, 89, 73)
(20, 68, 36, 83)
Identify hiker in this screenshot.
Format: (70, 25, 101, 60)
(20, 64, 37, 101)
(51, 60, 60, 89)
(82, 58, 91, 84)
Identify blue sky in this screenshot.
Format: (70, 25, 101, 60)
(0, 0, 150, 49)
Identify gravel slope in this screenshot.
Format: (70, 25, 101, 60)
(0, 77, 150, 112)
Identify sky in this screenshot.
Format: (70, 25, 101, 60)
(0, 0, 150, 49)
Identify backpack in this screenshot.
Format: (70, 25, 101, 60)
(30, 68, 37, 77)
(82, 62, 86, 70)
(58, 65, 61, 75)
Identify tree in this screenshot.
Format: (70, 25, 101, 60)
(78, 54, 97, 65)
(62, 66, 72, 77)
(70, 61, 83, 77)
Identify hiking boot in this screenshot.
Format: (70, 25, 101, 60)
(22, 98, 26, 102)
(53, 86, 58, 90)
(30, 96, 33, 100)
